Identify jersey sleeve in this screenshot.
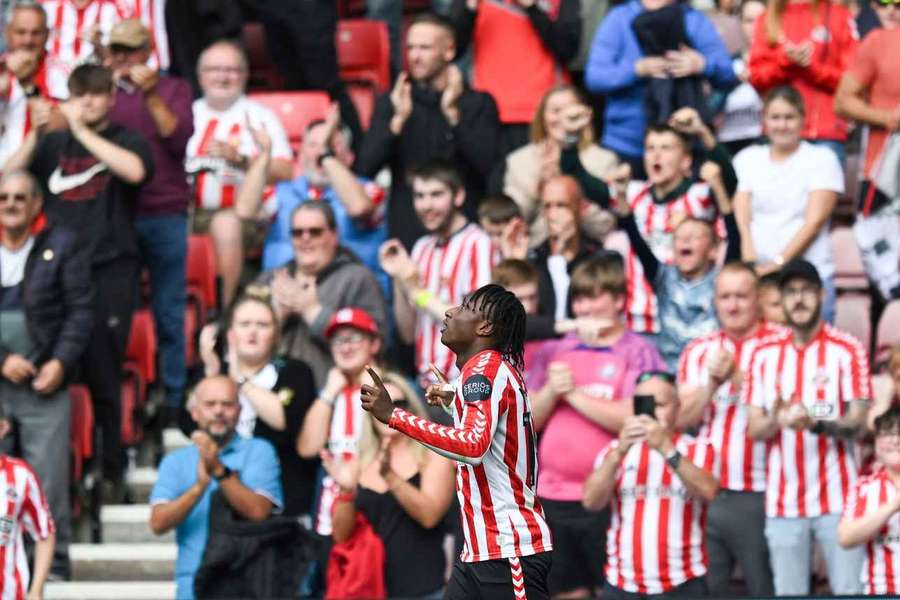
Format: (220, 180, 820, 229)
(741, 347, 768, 410)
(21, 467, 55, 541)
(840, 336, 872, 402)
(389, 367, 506, 465)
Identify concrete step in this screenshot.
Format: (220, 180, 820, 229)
(46, 581, 175, 600)
(101, 504, 173, 544)
(71, 543, 176, 581)
(126, 466, 158, 503)
(163, 428, 190, 455)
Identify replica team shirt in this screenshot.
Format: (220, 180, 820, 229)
(314, 383, 366, 536)
(622, 181, 717, 334)
(0, 456, 55, 600)
(678, 323, 783, 492)
(40, 0, 125, 99)
(842, 467, 900, 595)
(185, 96, 292, 217)
(596, 435, 716, 594)
(409, 223, 495, 386)
(743, 324, 872, 517)
(389, 349, 553, 562)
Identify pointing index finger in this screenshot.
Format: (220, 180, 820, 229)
(365, 365, 386, 389)
(429, 363, 449, 385)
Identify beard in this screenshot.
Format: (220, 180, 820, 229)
(786, 302, 821, 331)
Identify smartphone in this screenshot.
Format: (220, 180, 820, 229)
(634, 395, 656, 418)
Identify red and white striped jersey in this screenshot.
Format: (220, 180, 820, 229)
(0, 54, 54, 163)
(0, 455, 55, 600)
(842, 467, 900, 595)
(743, 324, 872, 517)
(597, 435, 716, 594)
(622, 181, 717, 333)
(389, 349, 553, 562)
(40, 0, 125, 99)
(114, 0, 169, 70)
(185, 96, 292, 216)
(314, 384, 366, 535)
(410, 223, 496, 385)
(678, 323, 783, 492)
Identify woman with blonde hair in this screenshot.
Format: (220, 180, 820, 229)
(747, 0, 858, 161)
(322, 376, 455, 598)
(503, 84, 617, 248)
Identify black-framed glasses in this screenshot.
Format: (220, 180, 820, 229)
(290, 227, 326, 239)
(0, 193, 29, 204)
(636, 370, 676, 385)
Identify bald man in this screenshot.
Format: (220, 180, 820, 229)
(0, 169, 93, 578)
(149, 375, 283, 599)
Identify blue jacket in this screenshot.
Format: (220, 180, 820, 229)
(585, 0, 735, 158)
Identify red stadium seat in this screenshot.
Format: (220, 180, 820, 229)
(336, 20, 390, 93)
(242, 22, 284, 91)
(121, 309, 157, 446)
(248, 91, 331, 153)
(347, 82, 375, 131)
(831, 227, 868, 291)
(69, 384, 94, 482)
(835, 293, 872, 355)
(126, 309, 157, 384)
(876, 299, 900, 366)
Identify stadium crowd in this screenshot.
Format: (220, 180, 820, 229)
(0, 0, 897, 598)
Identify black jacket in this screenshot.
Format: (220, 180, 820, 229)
(354, 82, 500, 249)
(0, 226, 93, 373)
(194, 491, 314, 599)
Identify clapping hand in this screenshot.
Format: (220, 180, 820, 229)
(498, 216, 528, 260)
(246, 116, 272, 157)
(784, 41, 813, 68)
(546, 362, 575, 397)
(378, 239, 419, 284)
(360, 366, 395, 424)
(664, 45, 706, 78)
(707, 350, 735, 387)
(320, 450, 361, 491)
(191, 430, 222, 481)
(129, 64, 160, 95)
(441, 65, 464, 126)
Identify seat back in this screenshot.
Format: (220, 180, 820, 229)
(876, 299, 900, 366)
(835, 293, 872, 356)
(336, 20, 390, 93)
(831, 227, 868, 291)
(126, 309, 158, 384)
(248, 91, 331, 152)
(187, 234, 218, 312)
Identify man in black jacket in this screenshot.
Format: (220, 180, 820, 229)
(0, 170, 93, 579)
(354, 12, 500, 250)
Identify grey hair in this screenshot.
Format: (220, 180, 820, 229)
(7, 1, 47, 24)
(0, 169, 42, 198)
(197, 38, 249, 76)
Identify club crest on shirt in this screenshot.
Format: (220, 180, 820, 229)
(462, 374, 491, 403)
(5, 488, 16, 500)
(599, 364, 617, 379)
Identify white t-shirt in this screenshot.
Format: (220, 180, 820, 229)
(236, 362, 278, 439)
(0, 238, 34, 287)
(186, 95, 292, 216)
(734, 142, 843, 279)
(547, 254, 570, 321)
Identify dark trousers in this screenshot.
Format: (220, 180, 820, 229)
(602, 577, 708, 599)
(706, 490, 774, 597)
(136, 215, 187, 409)
(445, 552, 552, 600)
(81, 258, 139, 480)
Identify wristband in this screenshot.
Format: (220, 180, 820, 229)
(414, 290, 434, 310)
(336, 490, 356, 503)
(318, 390, 336, 408)
(664, 449, 682, 471)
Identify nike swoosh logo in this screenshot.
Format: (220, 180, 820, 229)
(48, 163, 109, 195)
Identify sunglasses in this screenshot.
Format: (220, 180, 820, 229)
(874, 0, 899, 7)
(0, 193, 29, 204)
(636, 370, 676, 385)
(290, 227, 326, 239)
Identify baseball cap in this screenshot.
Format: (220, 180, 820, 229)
(778, 259, 823, 289)
(325, 307, 379, 339)
(109, 19, 150, 49)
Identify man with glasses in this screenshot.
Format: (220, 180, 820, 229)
(251, 201, 387, 387)
(583, 370, 720, 598)
(0, 169, 92, 580)
(744, 259, 870, 595)
(185, 39, 293, 307)
(3, 62, 153, 499)
(677, 262, 778, 597)
(106, 18, 194, 427)
(838, 405, 900, 594)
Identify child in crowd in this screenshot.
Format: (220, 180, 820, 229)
(492, 258, 542, 385)
(561, 107, 737, 336)
(757, 272, 786, 325)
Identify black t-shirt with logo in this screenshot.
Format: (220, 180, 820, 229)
(29, 124, 154, 267)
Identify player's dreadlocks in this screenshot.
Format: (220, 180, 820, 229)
(464, 284, 526, 373)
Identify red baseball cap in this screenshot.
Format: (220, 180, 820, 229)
(325, 307, 379, 339)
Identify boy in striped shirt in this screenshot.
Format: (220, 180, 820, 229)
(583, 371, 719, 598)
(838, 406, 900, 595)
(378, 158, 495, 388)
(744, 259, 870, 595)
(361, 284, 553, 599)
